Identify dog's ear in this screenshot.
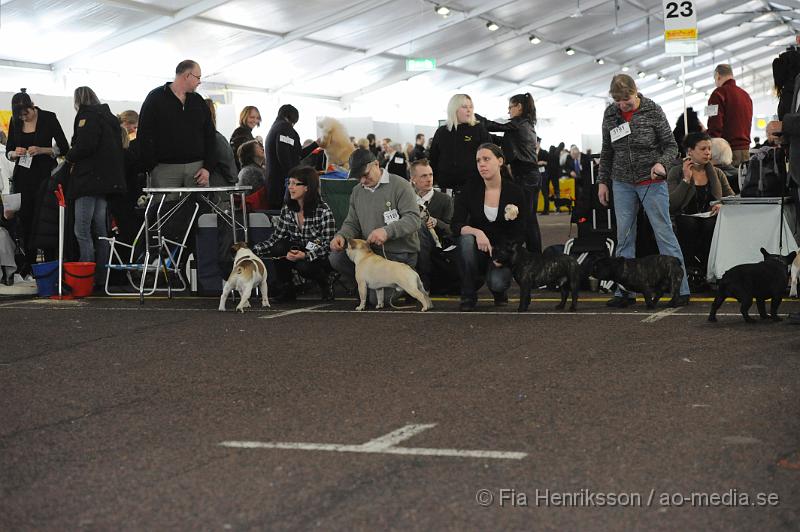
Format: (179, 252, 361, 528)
(788, 251, 797, 263)
(760, 247, 768, 258)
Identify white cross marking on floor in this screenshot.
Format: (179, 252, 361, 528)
(219, 423, 527, 460)
(259, 303, 330, 319)
(641, 307, 682, 323)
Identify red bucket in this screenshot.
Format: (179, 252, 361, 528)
(63, 262, 96, 297)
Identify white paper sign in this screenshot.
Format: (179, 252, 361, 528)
(18, 153, 33, 168)
(704, 104, 718, 117)
(610, 122, 632, 143)
(394, 157, 403, 164)
(663, 0, 698, 56)
(2, 193, 21, 212)
(383, 209, 400, 225)
(279, 135, 295, 146)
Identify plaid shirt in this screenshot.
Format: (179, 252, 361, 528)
(252, 202, 336, 262)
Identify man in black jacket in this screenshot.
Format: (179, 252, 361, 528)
(264, 104, 318, 210)
(410, 133, 427, 162)
(542, 142, 564, 215)
(383, 142, 408, 179)
(409, 159, 453, 292)
(138, 60, 217, 189)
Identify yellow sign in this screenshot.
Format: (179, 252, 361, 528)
(757, 118, 767, 129)
(665, 28, 697, 40)
(0, 110, 11, 136)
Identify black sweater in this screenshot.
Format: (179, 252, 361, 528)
(451, 177, 525, 247)
(137, 83, 218, 171)
(5, 108, 69, 186)
(428, 122, 490, 191)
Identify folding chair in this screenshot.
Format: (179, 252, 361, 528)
(101, 195, 199, 302)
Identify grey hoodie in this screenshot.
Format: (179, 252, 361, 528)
(598, 94, 678, 186)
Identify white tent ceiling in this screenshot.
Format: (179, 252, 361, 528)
(0, 0, 796, 133)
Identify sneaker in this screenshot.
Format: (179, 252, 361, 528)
(673, 295, 690, 307)
(606, 295, 636, 308)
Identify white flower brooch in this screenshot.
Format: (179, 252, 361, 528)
(504, 204, 519, 221)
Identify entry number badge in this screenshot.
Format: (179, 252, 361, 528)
(18, 153, 33, 168)
(383, 209, 400, 225)
(610, 122, 632, 142)
(305, 241, 319, 252)
(704, 104, 718, 117)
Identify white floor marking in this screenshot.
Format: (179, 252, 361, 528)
(259, 303, 330, 319)
(219, 423, 527, 460)
(641, 307, 682, 323)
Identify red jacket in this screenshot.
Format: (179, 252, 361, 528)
(707, 79, 752, 151)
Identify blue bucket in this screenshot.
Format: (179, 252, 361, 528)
(32, 260, 59, 297)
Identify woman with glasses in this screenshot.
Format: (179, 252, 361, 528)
(253, 165, 336, 301)
(5, 89, 69, 275)
(597, 73, 689, 308)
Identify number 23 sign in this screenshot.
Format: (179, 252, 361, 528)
(663, 0, 697, 40)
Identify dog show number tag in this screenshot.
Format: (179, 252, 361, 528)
(610, 122, 631, 143)
(279, 134, 295, 146)
(18, 153, 33, 168)
(704, 104, 718, 117)
(383, 209, 400, 225)
(305, 241, 319, 252)
(394, 157, 403, 164)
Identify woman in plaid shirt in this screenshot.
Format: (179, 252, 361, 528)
(253, 166, 336, 301)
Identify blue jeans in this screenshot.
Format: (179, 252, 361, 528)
(455, 234, 512, 302)
(74, 196, 109, 277)
(612, 180, 689, 296)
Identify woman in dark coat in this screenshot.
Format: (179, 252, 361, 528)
(4, 89, 69, 272)
(477, 92, 541, 253)
(64, 86, 126, 279)
(428, 93, 491, 195)
(229, 105, 261, 171)
(264, 104, 318, 210)
(451, 143, 526, 311)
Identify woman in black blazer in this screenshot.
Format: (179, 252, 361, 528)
(451, 143, 525, 311)
(5, 90, 69, 272)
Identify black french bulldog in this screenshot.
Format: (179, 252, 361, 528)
(591, 255, 683, 309)
(708, 247, 797, 323)
(493, 241, 580, 312)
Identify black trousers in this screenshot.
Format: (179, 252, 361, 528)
(675, 214, 717, 271)
(521, 183, 542, 253)
(268, 239, 330, 287)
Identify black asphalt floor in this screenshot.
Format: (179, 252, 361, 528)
(2, 214, 799, 531)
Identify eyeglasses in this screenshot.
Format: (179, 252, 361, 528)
(287, 180, 307, 187)
(188, 72, 201, 81)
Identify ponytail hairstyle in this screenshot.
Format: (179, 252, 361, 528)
(509, 92, 537, 125)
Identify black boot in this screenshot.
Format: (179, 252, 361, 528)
(318, 274, 335, 301)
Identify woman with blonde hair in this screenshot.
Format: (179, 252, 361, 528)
(709, 136, 739, 193)
(229, 105, 262, 170)
(428, 94, 490, 195)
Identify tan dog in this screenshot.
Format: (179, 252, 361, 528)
(790, 252, 800, 298)
(218, 242, 270, 313)
(345, 238, 432, 311)
(317, 117, 355, 168)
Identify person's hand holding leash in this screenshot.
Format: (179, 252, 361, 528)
(286, 250, 306, 262)
(330, 235, 346, 251)
(474, 230, 492, 256)
(425, 216, 437, 229)
(651, 162, 667, 180)
(367, 227, 388, 246)
(194, 167, 210, 186)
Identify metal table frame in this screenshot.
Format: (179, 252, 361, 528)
(139, 186, 251, 301)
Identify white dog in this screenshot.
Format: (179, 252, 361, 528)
(345, 238, 432, 311)
(790, 252, 800, 297)
(218, 242, 270, 313)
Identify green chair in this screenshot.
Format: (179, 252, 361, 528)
(321, 178, 358, 230)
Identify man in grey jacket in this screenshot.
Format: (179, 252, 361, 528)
(329, 149, 421, 300)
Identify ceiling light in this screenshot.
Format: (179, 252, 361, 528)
(595, 58, 605, 65)
(529, 35, 541, 44)
(434, 5, 450, 16)
(637, 70, 646, 78)
(486, 21, 499, 31)
(621, 65, 630, 72)
(565, 47, 575, 55)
